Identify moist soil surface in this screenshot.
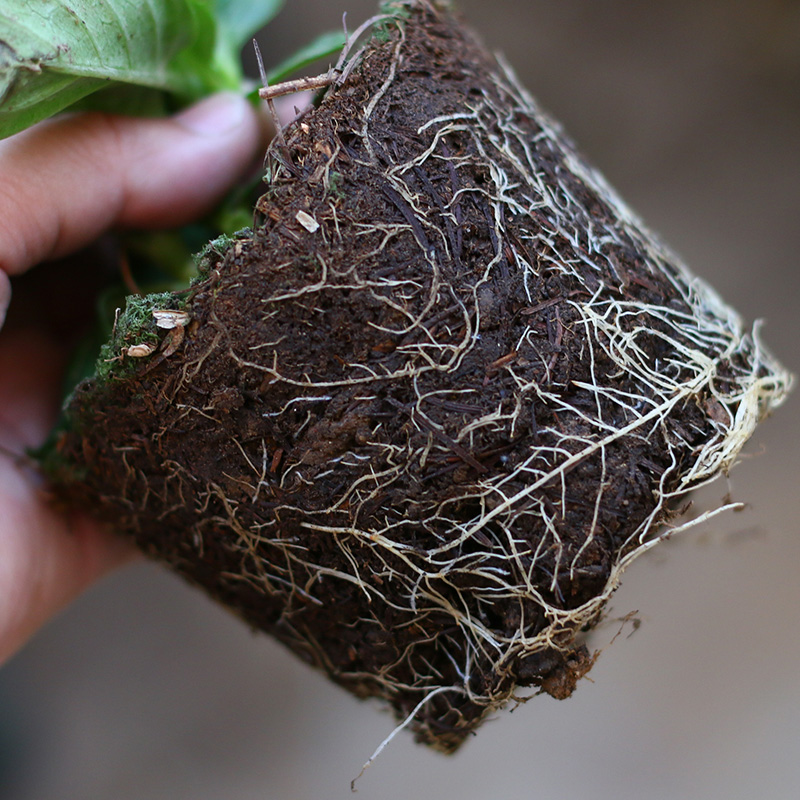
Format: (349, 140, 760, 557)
(50, 0, 782, 751)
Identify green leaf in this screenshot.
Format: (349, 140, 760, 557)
(212, 1, 285, 94)
(266, 29, 347, 83)
(216, 0, 285, 52)
(0, 0, 229, 139)
(67, 83, 173, 118)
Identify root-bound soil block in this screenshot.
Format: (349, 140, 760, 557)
(48, 0, 790, 751)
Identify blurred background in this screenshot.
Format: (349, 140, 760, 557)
(2, 1, 798, 797)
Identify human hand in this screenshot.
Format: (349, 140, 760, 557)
(0, 92, 266, 664)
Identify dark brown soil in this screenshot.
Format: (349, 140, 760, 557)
(48, 0, 775, 751)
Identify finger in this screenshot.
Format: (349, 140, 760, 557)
(0, 491, 139, 666)
(274, 92, 314, 125)
(0, 92, 266, 276)
(0, 330, 139, 665)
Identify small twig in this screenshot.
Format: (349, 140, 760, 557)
(254, 39, 293, 173)
(519, 291, 585, 316)
(258, 73, 337, 101)
(258, 13, 396, 104)
(485, 350, 518, 375)
(335, 13, 393, 78)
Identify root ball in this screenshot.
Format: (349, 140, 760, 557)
(51, 0, 791, 751)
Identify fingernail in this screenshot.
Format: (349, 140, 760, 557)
(175, 92, 249, 137)
(0, 271, 11, 329)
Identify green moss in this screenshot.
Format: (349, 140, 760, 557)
(193, 227, 251, 280)
(379, 1, 415, 18)
(95, 291, 181, 383)
(376, 1, 414, 39)
(327, 170, 345, 200)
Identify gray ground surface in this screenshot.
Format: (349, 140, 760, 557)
(2, 1, 798, 798)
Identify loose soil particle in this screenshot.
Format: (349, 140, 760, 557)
(50, 0, 790, 751)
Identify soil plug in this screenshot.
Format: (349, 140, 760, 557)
(46, 0, 791, 752)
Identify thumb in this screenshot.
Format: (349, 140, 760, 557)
(0, 92, 266, 276)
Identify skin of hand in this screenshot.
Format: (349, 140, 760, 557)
(0, 92, 267, 665)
